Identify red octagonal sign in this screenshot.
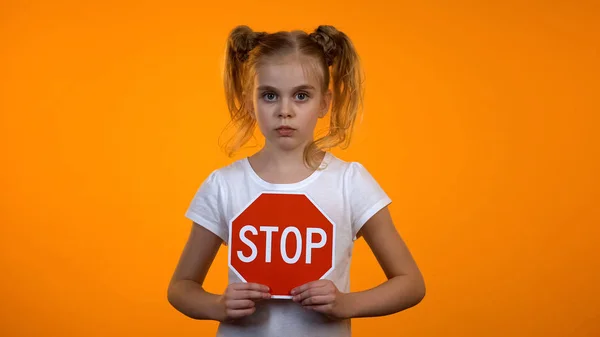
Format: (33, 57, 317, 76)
(228, 192, 335, 299)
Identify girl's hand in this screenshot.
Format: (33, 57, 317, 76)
(218, 282, 271, 321)
(291, 280, 352, 320)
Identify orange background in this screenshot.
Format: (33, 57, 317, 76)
(1, 1, 599, 336)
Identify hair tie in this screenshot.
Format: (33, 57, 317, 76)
(235, 31, 266, 63)
(310, 31, 336, 66)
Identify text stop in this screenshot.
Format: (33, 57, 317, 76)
(237, 225, 327, 264)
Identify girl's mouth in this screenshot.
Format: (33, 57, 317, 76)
(276, 126, 295, 136)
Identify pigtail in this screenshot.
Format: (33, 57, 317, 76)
(221, 25, 265, 156)
(307, 25, 364, 168)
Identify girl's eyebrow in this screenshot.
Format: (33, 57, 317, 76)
(257, 84, 316, 91)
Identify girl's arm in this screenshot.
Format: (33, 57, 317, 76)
(291, 206, 425, 319)
(346, 206, 426, 318)
(167, 223, 271, 321)
(167, 223, 226, 321)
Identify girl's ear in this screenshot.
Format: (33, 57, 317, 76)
(319, 89, 332, 118)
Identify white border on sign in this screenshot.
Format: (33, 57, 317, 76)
(227, 191, 337, 300)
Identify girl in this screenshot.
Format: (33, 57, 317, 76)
(168, 25, 426, 337)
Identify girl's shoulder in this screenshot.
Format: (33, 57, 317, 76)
(205, 157, 248, 179)
(192, 158, 247, 193)
(326, 153, 376, 181)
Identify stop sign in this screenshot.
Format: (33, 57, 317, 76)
(228, 192, 335, 298)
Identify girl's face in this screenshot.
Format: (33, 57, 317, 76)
(250, 54, 331, 152)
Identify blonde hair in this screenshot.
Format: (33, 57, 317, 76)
(221, 25, 364, 169)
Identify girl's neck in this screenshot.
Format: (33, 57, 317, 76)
(248, 145, 326, 184)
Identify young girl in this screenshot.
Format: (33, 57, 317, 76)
(168, 25, 426, 337)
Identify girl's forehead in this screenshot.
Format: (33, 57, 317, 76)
(254, 56, 322, 89)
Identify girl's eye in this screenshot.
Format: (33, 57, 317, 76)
(296, 92, 309, 101)
(263, 93, 277, 101)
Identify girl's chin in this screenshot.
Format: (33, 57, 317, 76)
(266, 137, 309, 150)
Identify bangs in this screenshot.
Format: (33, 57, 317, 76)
(298, 55, 328, 92)
(253, 53, 328, 92)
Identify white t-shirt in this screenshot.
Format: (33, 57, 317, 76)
(184, 152, 391, 337)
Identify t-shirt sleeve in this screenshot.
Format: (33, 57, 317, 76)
(347, 162, 392, 240)
(184, 170, 228, 244)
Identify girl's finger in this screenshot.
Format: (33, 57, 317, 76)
(231, 290, 271, 300)
(291, 280, 326, 296)
(227, 299, 255, 309)
(301, 295, 334, 306)
(232, 282, 270, 293)
(292, 286, 329, 302)
(226, 307, 256, 319)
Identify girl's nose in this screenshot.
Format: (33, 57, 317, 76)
(278, 111, 292, 118)
(278, 101, 294, 118)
